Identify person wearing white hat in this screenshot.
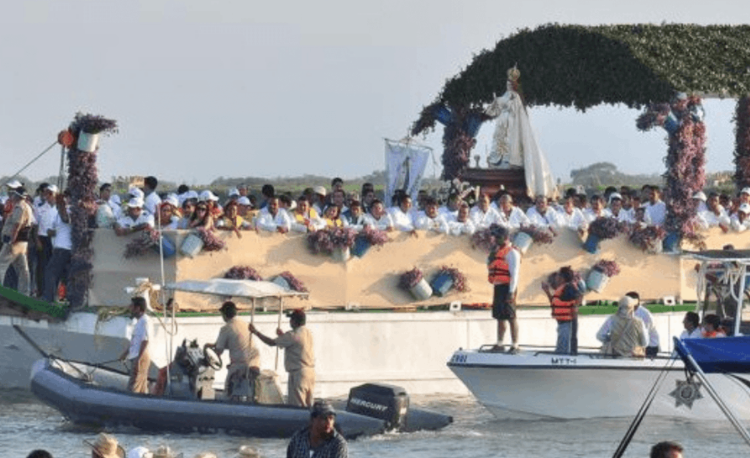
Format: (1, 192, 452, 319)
(0, 187, 33, 295)
(739, 187, 750, 206)
(5, 179, 23, 190)
(311, 185, 327, 216)
(607, 193, 633, 224)
(596, 296, 648, 357)
(157, 197, 181, 230)
(697, 192, 730, 231)
(692, 191, 708, 213)
(730, 203, 750, 232)
(84, 432, 125, 458)
(114, 198, 155, 236)
(129, 186, 145, 201)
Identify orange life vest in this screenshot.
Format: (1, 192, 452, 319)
(550, 284, 578, 322)
(488, 244, 513, 284)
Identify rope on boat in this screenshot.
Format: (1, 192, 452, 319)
(612, 356, 677, 458)
(1, 141, 59, 188)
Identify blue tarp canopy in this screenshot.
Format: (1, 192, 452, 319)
(674, 336, 750, 374)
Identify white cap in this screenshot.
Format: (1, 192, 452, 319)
(186, 190, 199, 200)
(228, 188, 240, 197)
(110, 195, 121, 205)
(692, 191, 707, 201)
(608, 192, 622, 203)
(313, 185, 327, 196)
(46, 184, 59, 194)
(6, 179, 22, 189)
(163, 195, 179, 208)
(199, 190, 219, 202)
(128, 198, 143, 208)
(740, 203, 750, 214)
(129, 187, 145, 199)
(237, 196, 251, 206)
(126, 446, 151, 458)
(741, 187, 750, 196)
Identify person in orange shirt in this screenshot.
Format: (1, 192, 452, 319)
(701, 313, 727, 338)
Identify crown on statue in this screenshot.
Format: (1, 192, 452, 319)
(507, 65, 520, 82)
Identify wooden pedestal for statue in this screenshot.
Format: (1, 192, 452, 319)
(461, 167, 529, 204)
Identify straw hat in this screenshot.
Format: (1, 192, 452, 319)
(84, 433, 126, 458)
(234, 445, 261, 458)
(150, 445, 183, 458)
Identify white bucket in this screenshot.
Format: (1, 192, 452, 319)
(512, 232, 533, 254)
(180, 233, 204, 258)
(409, 277, 433, 301)
(77, 132, 100, 153)
(586, 269, 610, 293)
(332, 247, 351, 263)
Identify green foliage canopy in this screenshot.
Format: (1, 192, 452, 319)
(413, 23, 750, 134)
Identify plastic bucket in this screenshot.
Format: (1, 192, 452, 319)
(512, 232, 533, 254)
(583, 233, 600, 254)
(180, 233, 204, 258)
(586, 269, 610, 293)
(332, 247, 351, 263)
(409, 278, 433, 301)
(77, 132, 100, 153)
(663, 232, 681, 253)
(154, 235, 176, 258)
(431, 273, 454, 297)
(352, 237, 371, 258)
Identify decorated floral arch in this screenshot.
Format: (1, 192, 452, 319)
(411, 23, 750, 246)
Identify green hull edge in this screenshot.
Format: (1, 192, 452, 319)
(0, 286, 68, 319)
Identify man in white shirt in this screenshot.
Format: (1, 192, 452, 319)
(644, 186, 667, 226)
(36, 184, 58, 295)
(143, 176, 162, 216)
(391, 195, 416, 232)
(119, 296, 151, 394)
(679, 312, 702, 339)
(608, 193, 633, 224)
(526, 195, 559, 233)
(698, 192, 730, 231)
(415, 198, 448, 234)
(42, 194, 72, 303)
(496, 194, 530, 229)
(363, 200, 394, 231)
(730, 203, 750, 232)
(438, 194, 462, 223)
(114, 199, 155, 236)
(582, 195, 612, 224)
(627, 291, 660, 356)
(556, 196, 586, 231)
(470, 194, 501, 230)
(692, 191, 708, 213)
(448, 203, 476, 236)
(256, 197, 292, 233)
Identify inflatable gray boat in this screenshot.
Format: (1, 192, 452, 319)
(30, 352, 451, 438)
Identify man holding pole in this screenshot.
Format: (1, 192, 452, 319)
(249, 308, 315, 407)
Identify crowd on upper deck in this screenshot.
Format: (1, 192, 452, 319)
(2, 174, 750, 303)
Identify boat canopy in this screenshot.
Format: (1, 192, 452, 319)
(165, 279, 308, 299)
(674, 336, 750, 374)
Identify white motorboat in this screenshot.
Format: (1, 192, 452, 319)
(448, 345, 750, 420)
(449, 249, 750, 421)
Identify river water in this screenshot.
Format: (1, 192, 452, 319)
(2, 390, 747, 457)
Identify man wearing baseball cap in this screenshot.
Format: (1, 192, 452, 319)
(250, 308, 315, 407)
(731, 203, 750, 232)
(0, 187, 34, 295)
(287, 400, 348, 458)
(114, 199, 154, 236)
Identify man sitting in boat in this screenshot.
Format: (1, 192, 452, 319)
(680, 312, 702, 339)
(541, 266, 583, 355)
(596, 296, 648, 357)
(204, 301, 260, 400)
(250, 308, 315, 407)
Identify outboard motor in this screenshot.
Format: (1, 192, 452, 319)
(346, 383, 409, 431)
(168, 339, 216, 400)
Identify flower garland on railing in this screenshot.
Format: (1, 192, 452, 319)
(470, 224, 499, 252)
(357, 226, 390, 248)
(592, 259, 621, 277)
(277, 271, 308, 293)
(224, 265, 262, 281)
(636, 95, 706, 248)
(196, 227, 226, 252)
(124, 229, 159, 258)
(518, 225, 555, 244)
(307, 227, 358, 254)
(629, 225, 667, 252)
(435, 265, 469, 293)
(398, 267, 424, 290)
(65, 113, 118, 307)
(588, 217, 625, 240)
(734, 96, 750, 189)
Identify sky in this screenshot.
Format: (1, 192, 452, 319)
(1, 0, 749, 186)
